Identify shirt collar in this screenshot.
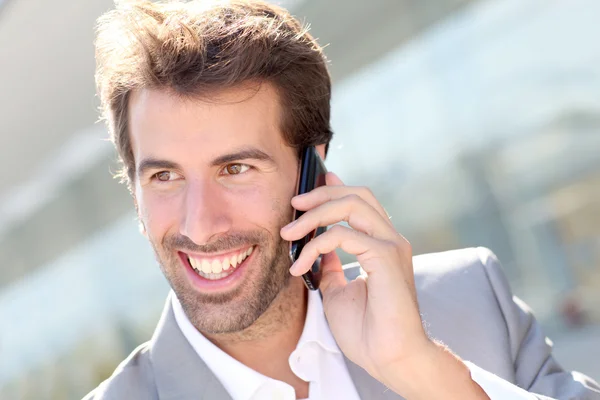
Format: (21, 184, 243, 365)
(171, 288, 341, 400)
(297, 289, 341, 355)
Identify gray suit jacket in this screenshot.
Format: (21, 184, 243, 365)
(84, 247, 600, 399)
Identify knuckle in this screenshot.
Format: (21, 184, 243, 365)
(329, 224, 347, 235)
(310, 230, 335, 254)
(390, 235, 412, 254)
(360, 186, 375, 200)
(345, 193, 361, 202)
(343, 193, 363, 209)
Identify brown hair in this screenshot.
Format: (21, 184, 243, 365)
(94, 0, 333, 189)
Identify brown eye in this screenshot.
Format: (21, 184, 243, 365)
(156, 171, 171, 181)
(224, 164, 249, 175)
(154, 171, 183, 182)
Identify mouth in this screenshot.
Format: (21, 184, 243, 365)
(187, 245, 254, 280)
(178, 245, 256, 291)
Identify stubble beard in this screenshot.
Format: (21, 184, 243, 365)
(150, 224, 293, 335)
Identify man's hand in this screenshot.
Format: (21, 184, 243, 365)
(280, 172, 489, 400)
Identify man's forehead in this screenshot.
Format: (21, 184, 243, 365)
(127, 83, 288, 164)
(128, 81, 283, 116)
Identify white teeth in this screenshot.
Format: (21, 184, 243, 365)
(197, 270, 230, 280)
(189, 246, 254, 277)
(201, 260, 211, 274)
(211, 259, 222, 274)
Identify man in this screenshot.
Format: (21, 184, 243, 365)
(86, 0, 600, 399)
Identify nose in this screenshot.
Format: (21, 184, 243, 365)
(179, 178, 232, 245)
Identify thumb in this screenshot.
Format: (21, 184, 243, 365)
(325, 171, 344, 186)
(319, 250, 346, 294)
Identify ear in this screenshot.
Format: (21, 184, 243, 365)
(138, 220, 148, 238)
(315, 144, 327, 160)
(133, 196, 148, 238)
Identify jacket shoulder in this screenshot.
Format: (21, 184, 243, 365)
(411, 247, 520, 377)
(410, 246, 510, 326)
(343, 247, 498, 287)
(412, 246, 497, 282)
(411, 247, 516, 338)
(82, 341, 158, 400)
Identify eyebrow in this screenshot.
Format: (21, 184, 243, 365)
(210, 147, 274, 166)
(136, 147, 275, 177)
(137, 159, 181, 178)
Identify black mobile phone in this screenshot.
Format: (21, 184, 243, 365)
(289, 146, 328, 291)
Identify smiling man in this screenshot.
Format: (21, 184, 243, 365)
(130, 85, 301, 338)
(85, 1, 600, 399)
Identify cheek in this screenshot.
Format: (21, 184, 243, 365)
(229, 186, 270, 220)
(226, 182, 293, 228)
(138, 192, 181, 237)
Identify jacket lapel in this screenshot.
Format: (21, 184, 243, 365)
(149, 292, 232, 400)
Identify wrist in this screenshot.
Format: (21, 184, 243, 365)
(379, 340, 489, 400)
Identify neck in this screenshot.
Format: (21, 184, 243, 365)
(204, 277, 308, 382)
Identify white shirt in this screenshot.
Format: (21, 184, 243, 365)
(172, 289, 360, 400)
(172, 290, 536, 399)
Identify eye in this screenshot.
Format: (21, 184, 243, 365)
(222, 163, 250, 175)
(152, 171, 182, 182)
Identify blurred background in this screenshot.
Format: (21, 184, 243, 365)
(1, 0, 599, 398)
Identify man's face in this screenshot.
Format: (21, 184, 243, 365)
(129, 83, 299, 334)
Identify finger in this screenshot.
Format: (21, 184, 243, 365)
(292, 184, 393, 227)
(318, 251, 347, 294)
(325, 171, 344, 186)
(282, 193, 399, 241)
(290, 225, 386, 276)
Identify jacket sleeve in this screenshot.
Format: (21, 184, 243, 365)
(476, 247, 600, 400)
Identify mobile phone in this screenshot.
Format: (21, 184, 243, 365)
(289, 146, 328, 290)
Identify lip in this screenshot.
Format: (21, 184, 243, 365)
(178, 247, 255, 293)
